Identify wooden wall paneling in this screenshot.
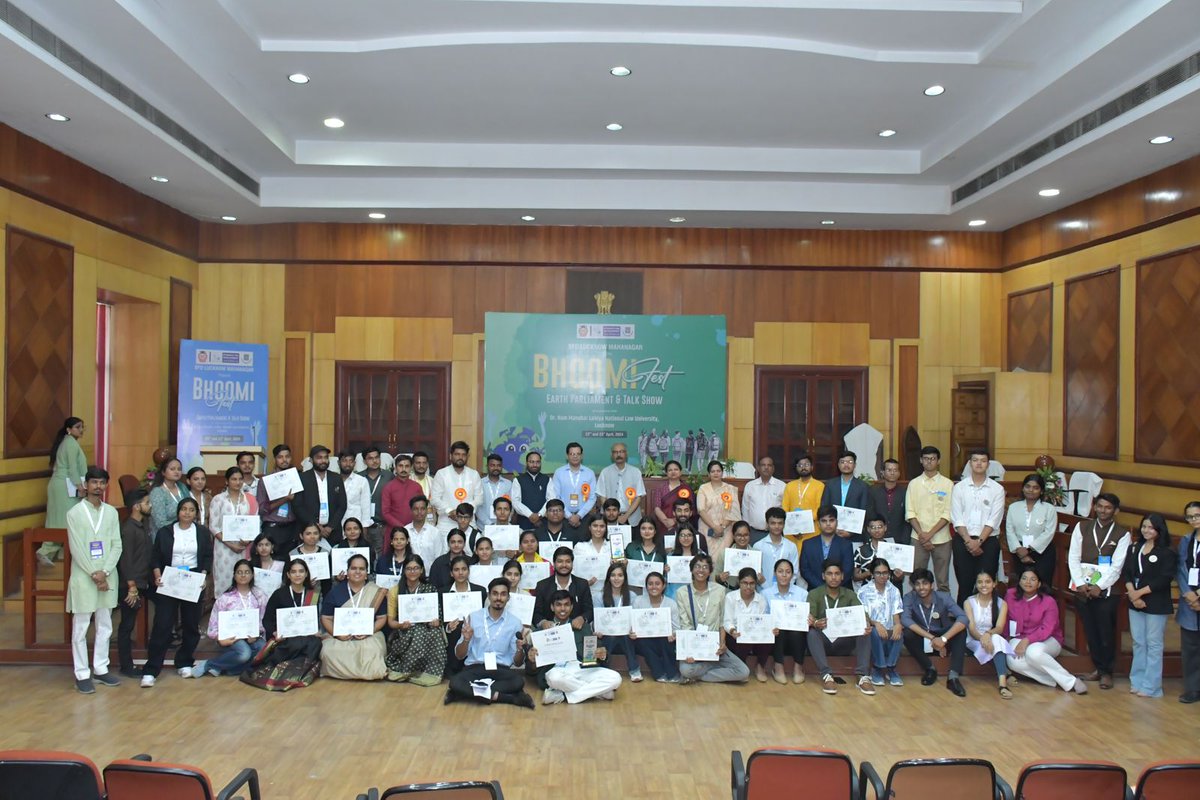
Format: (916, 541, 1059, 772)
(1134, 245, 1200, 465)
(897, 345, 919, 463)
(284, 337, 308, 456)
(167, 278, 192, 445)
(1006, 285, 1053, 372)
(108, 301, 161, 484)
(1063, 268, 1121, 459)
(525, 267, 566, 314)
(4, 228, 73, 458)
(451, 267, 478, 334)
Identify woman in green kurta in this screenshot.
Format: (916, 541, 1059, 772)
(38, 416, 88, 564)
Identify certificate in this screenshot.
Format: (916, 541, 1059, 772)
(676, 629, 719, 661)
(771, 600, 809, 632)
(262, 467, 303, 501)
(824, 605, 867, 641)
(375, 573, 402, 590)
(834, 505, 866, 535)
(625, 559, 658, 588)
(333, 606, 375, 636)
(298, 551, 331, 581)
(723, 548, 762, 576)
(276, 605, 318, 638)
(331, 547, 372, 577)
(666, 555, 693, 584)
(594, 606, 632, 636)
(254, 568, 282, 596)
(484, 525, 521, 552)
(664, 534, 676, 551)
(217, 608, 260, 640)
(396, 593, 440, 624)
(608, 531, 628, 559)
(469, 564, 503, 587)
(506, 592, 536, 626)
(875, 541, 915, 573)
(572, 552, 608, 583)
(519, 561, 551, 591)
(224, 515, 259, 541)
(631, 607, 672, 638)
(529, 625, 579, 667)
(158, 566, 205, 602)
(607, 524, 632, 543)
(784, 510, 815, 536)
(441, 591, 482, 621)
(539, 541, 571, 562)
(736, 612, 775, 644)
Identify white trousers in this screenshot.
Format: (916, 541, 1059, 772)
(72, 609, 113, 680)
(546, 663, 622, 704)
(1008, 638, 1075, 691)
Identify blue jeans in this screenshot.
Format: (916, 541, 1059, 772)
(601, 635, 640, 675)
(634, 637, 680, 680)
(870, 629, 902, 669)
(1128, 610, 1167, 697)
(205, 637, 265, 676)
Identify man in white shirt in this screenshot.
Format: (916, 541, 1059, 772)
(406, 496, 446, 566)
(742, 456, 786, 544)
(596, 442, 646, 527)
(753, 507, 800, 588)
(430, 441, 483, 533)
(476, 453, 514, 529)
(950, 449, 1006, 605)
(1066, 492, 1130, 689)
(337, 450, 371, 526)
(235, 451, 259, 496)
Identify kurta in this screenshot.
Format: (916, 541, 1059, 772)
(65, 500, 122, 613)
(46, 435, 87, 527)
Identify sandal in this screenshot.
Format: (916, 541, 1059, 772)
(998, 685, 1013, 699)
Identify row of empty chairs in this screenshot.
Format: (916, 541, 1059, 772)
(731, 748, 1198, 800)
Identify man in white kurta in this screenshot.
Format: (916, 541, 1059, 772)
(430, 442, 483, 533)
(535, 591, 621, 705)
(65, 466, 123, 692)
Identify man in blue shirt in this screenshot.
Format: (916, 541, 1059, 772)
(550, 442, 597, 538)
(901, 568, 970, 697)
(800, 506, 854, 590)
(446, 578, 534, 708)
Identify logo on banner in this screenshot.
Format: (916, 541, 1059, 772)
(575, 324, 635, 340)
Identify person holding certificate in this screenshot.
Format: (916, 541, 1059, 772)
(384, 555, 447, 686)
(598, 562, 641, 682)
(901, 568, 970, 697)
(446, 578, 533, 708)
(764, 560, 808, 685)
(253, 558, 323, 688)
(531, 590, 622, 705)
(800, 506, 855, 592)
(963, 570, 1013, 699)
(533, 548, 594, 628)
(251, 533, 284, 576)
(443, 555, 487, 674)
(516, 530, 549, 565)
(806, 559, 875, 696)
(852, 519, 903, 591)
(191, 559, 267, 678)
(675, 554, 750, 684)
(141, 497, 213, 687)
(670, 526, 708, 598)
(631, 572, 681, 682)
(624, 520, 668, 588)
(753, 508, 800, 591)
(502, 559, 525, 596)
(724, 568, 774, 682)
(319, 554, 388, 681)
(290, 522, 334, 595)
(332, 517, 375, 581)
(376, 527, 415, 584)
(575, 517, 613, 608)
(429, 529, 470, 590)
(210, 465, 259, 595)
(824, 450, 870, 542)
(857, 558, 904, 687)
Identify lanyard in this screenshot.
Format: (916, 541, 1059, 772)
(1092, 521, 1115, 553)
(797, 480, 812, 505)
(482, 612, 505, 649)
(290, 588, 304, 608)
(347, 585, 365, 609)
(566, 468, 583, 494)
(229, 491, 246, 515)
(236, 589, 253, 610)
(918, 601, 934, 631)
(81, 501, 104, 537)
(824, 592, 841, 611)
(368, 475, 382, 498)
(689, 586, 710, 628)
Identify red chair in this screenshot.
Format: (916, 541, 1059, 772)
(103, 756, 260, 800)
(357, 783, 504, 799)
(731, 748, 859, 800)
(1012, 761, 1129, 799)
(0, 749, 104, 800)
(861, 758, 1013, 800)
(1130, 761, 1200, 799)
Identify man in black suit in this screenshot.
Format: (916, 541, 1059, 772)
(297, 445, 347, 546)
(532, 546, 594, 629)
(867, 458, 912, 545)
(824, 449, 870, 542)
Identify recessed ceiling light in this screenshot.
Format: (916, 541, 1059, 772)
(924, 85, 945, 97)
(1060, 220, 1085, 230)
(150, 175, 169, 183)
(521, 215, 536, 221)
(323, 117, 345, 129)
(930, 236, 946, 246)
(606, 122, 623, 131)
(1038, 188, 1060, 197)
(669, 217, 686, 223)
(1148, 135, 1173, 145)
(878, 129, 897, 137)
(221, 215, 237, 221)
(45, 113, 69, 122)
(609, 66, 631, 77)
(820, 220, 835, 225)
(288, 73, 310, 85)
(968, 219, 987, 227)
(368, 212, 386, 220)
(1147, 190, 1182, 202)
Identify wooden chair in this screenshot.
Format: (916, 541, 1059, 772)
(357, 783, 504, 799)
(117, 474, 140, 506)
(1130, 761, 1200, 799)
(103, 756, 260, 800)
(860, 758, 1013, 800)
(1012, 760, 1129, 799)
(731, 748, 859, 800)
(0, 749, 105, 800)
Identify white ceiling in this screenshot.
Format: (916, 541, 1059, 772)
(1, 0, 1198, 231)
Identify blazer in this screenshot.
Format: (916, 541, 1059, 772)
(866, 483, 912, 545)
(824, 477, 870, 541)
(900, 590, 968, 634)
(532, 573, 595, 627)
(296, 470, 347, 544)
(799, 534, 854, 590)
(1122, 543, 1178, 615)
(151, 522, 214, 578)
(1177, 533, 1199, 632)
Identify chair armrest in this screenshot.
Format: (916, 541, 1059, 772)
(355, 791, 379, 800)
(216, 767, 260, 800)
(1125, 786, 1134, 800)
(731, 750, 746, 800)
(859, 762, 884, 800)
(995, 774, 1014, 800)
(128, 753, 153, 762)
(491, 781, 504, 799)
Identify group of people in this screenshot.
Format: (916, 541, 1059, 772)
(52, 420, 1200, 709)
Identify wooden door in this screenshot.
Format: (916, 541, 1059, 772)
(757, 368, 866, 479)
(950, 381, 990, 475)
(336, 363, 449, 456)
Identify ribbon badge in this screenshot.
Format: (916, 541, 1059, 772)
(582, 484, 591, 500)
(624, 487, 637, 502)
(721, 491, 732, 510)
(678, 488, 691, 499)
(453, 487, 467, 501)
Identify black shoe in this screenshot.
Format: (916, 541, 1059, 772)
(512, 691, 535, 709)
(443, 690, 457, 706)
(946, 677, 966, 697)
(921, 668, 937, 686)
(119, 668, 140, 679)
(75, 678, 95, 694)
(1180, 693, 1200, 704)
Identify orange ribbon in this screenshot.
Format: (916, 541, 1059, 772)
(721, 491, 732, 510)
(453, 487, 467, 501)
(582, 484, 591, 500)
(678, 488, 691, 499)
(624, 486, 637, 501)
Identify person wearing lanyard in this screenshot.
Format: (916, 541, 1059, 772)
(476, 453, 513, 529)
(781, 453, 824, 547)
(257, 444, 298, 558)
(800, 506, 854, 591)
(1067, 492, 1131, 690)
(257, 558, 323, 677)
(674, 554, 750, 684)
(191, 559, 268, 678)
(65, 466, 123, 693)
(357, 445, 393, 555)
(753, 508, 800, 590)
(210, 465, 258, 603)
(298, 445, 347, 546)
(319, 554, 388, 681)
(1122, 514, 1178, 698)
(551, 442, 598, 538)
(901, 568, 969, 697)
(1177, 501, 1200, 704)
(532, 548, 594, 628)
(446, 578, 533, 708)
(806, 559, 875, 696)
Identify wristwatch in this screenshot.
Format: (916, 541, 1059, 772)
(936, 635, 947, 645)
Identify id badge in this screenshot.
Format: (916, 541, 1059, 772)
(484, 651, 498, 671)
(369, 502, 376, 520)
(1098, 555, 1112, 567)
(695, 623, 710, 633)
(1189, 568, 1199, 588)
(278, 502, 290, 517)
(1008, 621, 1018, 637)
(923, 638, 934, 654)
(89, 540, 104, 559)
(569, 493, 580, 508)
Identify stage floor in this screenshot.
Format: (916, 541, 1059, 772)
(0, 664, 1194, 798)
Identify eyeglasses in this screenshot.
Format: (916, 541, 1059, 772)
(872, 571, 891, 577)
(1187, 513, 1200, 521)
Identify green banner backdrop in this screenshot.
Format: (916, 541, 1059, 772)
(483, 313, 727, 472)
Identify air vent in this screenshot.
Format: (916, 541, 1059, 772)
(0, 0, 259, 197)
(953, 49, 1200, 204)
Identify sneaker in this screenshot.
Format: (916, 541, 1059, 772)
(140, 675, 156, 688)
(887, 669, 904, 687)
(177, 666, 195, 679)
(869, 668, 885, 686)
(598, 689, 615, 701)
(93, 672, 121, 687)
(75, 678, 95, 694)
(858, 676, 877, 696)
(630, 669, 644, 683)
(542, 688, 566, 705)
(665, 676, 682, 684)
(821, 674, 838, 695)
(655, 676, 667, 683)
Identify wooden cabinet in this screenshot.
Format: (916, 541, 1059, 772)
(335, 363, 449, 457)
(950, 381, 990, 475)
(756, 368, 866, 478)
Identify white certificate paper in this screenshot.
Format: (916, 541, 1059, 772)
(159, 566, 205, 602)
(632, 607, 673, 638)
(824, 605, 868, 641)
(771, 600, 810, 632)
(540, 542, 571, 563)
(723, 548, 762, 576)
(594, 606, 632, 636)
(506, 592, 536, 626)
(875, 541, 915, 573)
(298, 552, 331, 581)
(834, 505, 866, 535)
(276, 605, 318, 638)
(331, 547, 372, 577)
(469, 564, 504, 587)
(625, 559, 658, 588)
(396, 592, 440, 624)
(666, 555, 693, 584)
(607, 524, 632, 543)
(254, 568, 283, 596)
(217, 608, 260, 640)
(736, 612, 775, 644)
(676, 629, 719, 661)
(784, 510, 815, 536)
(375, 573, 402, 590)
(441, 591, 483, 621)
(333, 606, 375, 636)
(529, 625, 579, 667)
(519, 561, 551, 590)
(224, 515, 260, 541)
(484, 525, 521, 552)
(572, 552, 609, 583)
(263, 467, 303, 501)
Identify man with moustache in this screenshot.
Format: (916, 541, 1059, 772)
(477, 453, 513, 529)
(337, 449, 371, 528)
(597, 442, 646, 527)
(357, 444, 393, 554)
(297, 445, 347, 545)
(511, 450, 552, 529)
(382, 453, 425, 541)
(742, 456, 786, 544)
(782, 452, 824, 547)
(431, 442, 483, 533)
(257, 443, 298, 556)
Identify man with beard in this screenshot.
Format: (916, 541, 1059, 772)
(382, 453, 425, 543)
(338, 450, 371, 529)
(597, 442, 645, 527)
(411, 450, 436, 526)
(477, 453, 513, 529)
(431, 441, 482, 534)
(511, 450, 552, 529)
(297, 445, 347, 545)
(235, 450, 259, 496)
(532, 547, 594, 629)
(257, 443, 298, 556)
(446, 578, 534, 708)
(357, 444, 393, 554)
(782, 452, 824, 547)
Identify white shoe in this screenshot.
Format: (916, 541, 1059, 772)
(598, 689, 615, 701)
(177, 666, 195, 679)
(542, 688, 566, 705)
(140, 675, 156, 688)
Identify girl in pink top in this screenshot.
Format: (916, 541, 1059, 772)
(1005, 568, 1086, 694)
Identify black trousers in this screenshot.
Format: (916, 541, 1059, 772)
(903, 629, 966, 676)
(144, 594, 202, 676)
(1011, 546, 1057, 588)
(448, 664, 527, 702)
(1078, 593, 1120, 674)
(264, 521, 297, 559)
(951, 536, 1001, 605)
(115, 594, 146, 672)
(772, 629, 807, 666)
(1181, 627, 1200, 698)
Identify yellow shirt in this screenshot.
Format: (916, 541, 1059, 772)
(781, 478, 824, 546)
(905, 473, 955, 545)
